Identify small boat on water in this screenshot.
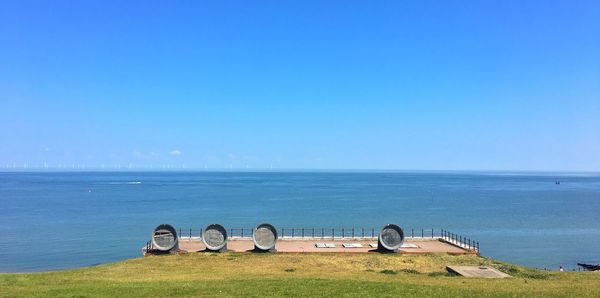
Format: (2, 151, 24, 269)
(577, 263, 600, 271)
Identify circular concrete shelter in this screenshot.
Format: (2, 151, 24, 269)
(151, 224, 178, 252)
(202, 224, 228, 251)
(378, 224, 404, 252)
(252, 223, 278, 251)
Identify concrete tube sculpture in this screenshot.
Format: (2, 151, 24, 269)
(202, 224, 228, 252)
(151, 224, 179, 252)
(252, 223, 278, 252)
(378, 224, 404, 252)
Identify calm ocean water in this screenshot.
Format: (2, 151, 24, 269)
(1, 171, 599, 272)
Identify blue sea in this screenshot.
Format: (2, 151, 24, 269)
(1, 171, 599, 272)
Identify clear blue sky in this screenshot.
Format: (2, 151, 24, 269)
(1, 0, 599, 171)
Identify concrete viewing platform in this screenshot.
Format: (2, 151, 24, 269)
(144, 237, 475, 255)
(145, 225, 479, 256)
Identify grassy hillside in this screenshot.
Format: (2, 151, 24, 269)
(1, 253, 598, 297)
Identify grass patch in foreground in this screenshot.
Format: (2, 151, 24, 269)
(1, 253, 599, 297)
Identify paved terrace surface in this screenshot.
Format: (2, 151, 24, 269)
(145, 237, 473, 255)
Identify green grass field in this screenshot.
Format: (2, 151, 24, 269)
(1, 253, 598, 297)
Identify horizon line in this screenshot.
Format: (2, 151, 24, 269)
(0, 168, 599, 175)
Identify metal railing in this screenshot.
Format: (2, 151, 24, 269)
(406, 228, 437, 239)
(440, 229, 480, 253)
(172, 227, 445, 240)
(278, 227, 379, 239)
(145, 240, 154, 252)
(176, 228, 203, 239)
(277, 227, 440, 240)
